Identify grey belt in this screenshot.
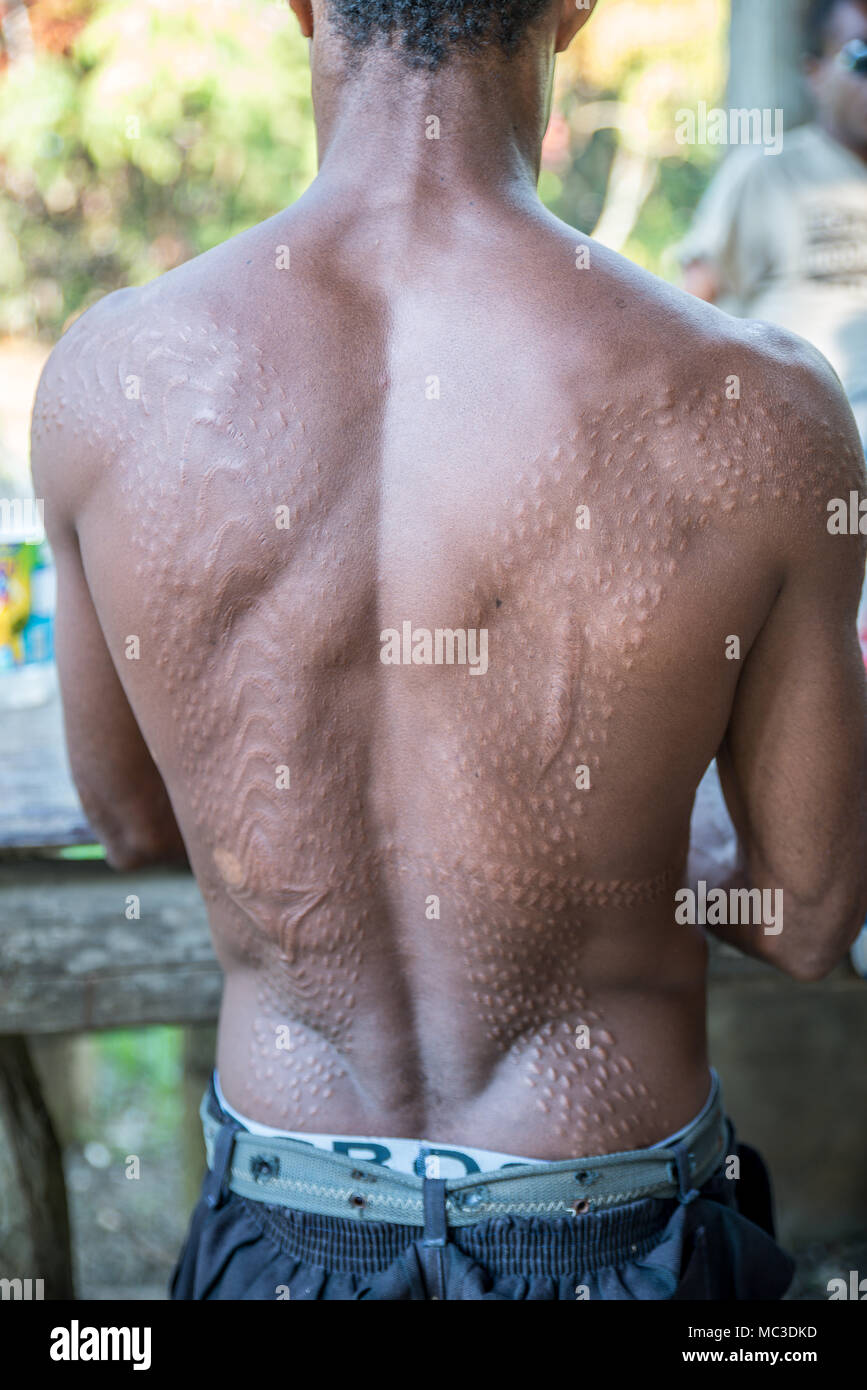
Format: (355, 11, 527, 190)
(199, 1074, 729, 1229)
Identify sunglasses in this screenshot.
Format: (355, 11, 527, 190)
(836, 38, 867, 74)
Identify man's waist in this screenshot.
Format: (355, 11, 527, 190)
(199, 1070, 728, 1227)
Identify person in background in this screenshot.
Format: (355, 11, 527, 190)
(680, 0, 867, 974)
(681, 0, 867, 445)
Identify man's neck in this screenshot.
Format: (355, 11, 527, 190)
(309, 45, 553, 208)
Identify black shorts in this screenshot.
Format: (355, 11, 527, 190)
(170, 1088, 794, 1301)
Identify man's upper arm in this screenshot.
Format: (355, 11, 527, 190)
(31, 311, 187, 870)
(716, 344, 867, 979)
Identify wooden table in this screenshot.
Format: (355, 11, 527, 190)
(0, 692, 220, 1297)
(0, 694, 222, 1030)
(0, 694, 90, 851)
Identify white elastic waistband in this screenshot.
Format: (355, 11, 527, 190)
(212, 1069, 717, 1179)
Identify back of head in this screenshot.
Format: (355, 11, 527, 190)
(325, 0, 555, 70)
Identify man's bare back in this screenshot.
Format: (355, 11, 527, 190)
(31, 3, 867, 1164)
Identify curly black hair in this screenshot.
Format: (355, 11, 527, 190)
(326, 0, 556, 70)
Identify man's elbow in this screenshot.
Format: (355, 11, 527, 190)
(776, 949, 843, 985)
(763, 889, 867, 983)
(101, 824, 189, 873)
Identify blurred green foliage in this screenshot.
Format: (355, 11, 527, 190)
(0, 0, 729, 340)
(549, 0, 729, 273)
(0, 0, 316, 337)
(81, 1027, 183, 1145)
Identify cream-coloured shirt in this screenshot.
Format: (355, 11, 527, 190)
(679, 124, 867, 444)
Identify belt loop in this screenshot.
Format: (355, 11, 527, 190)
(422, 1178, 448, 1247)
(672, 1139, 700, 1205)
(203, 1117, 243, 1210)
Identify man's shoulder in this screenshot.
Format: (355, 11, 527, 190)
(37, 209, 285, 391)
(663, 309, 866, 517)
(31, 285, 141, 500)
(31, 268, 204, 513)
(620, 237, 854, 406)
(555, 233, 799, 396)
(37, 283, 140, 390)
(35, 277, 176, 428)
(557, 235, 863, 494)
(32, 220, 270, 460)
(678, 309, 862, 483)
(725, 314, 862, 445)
